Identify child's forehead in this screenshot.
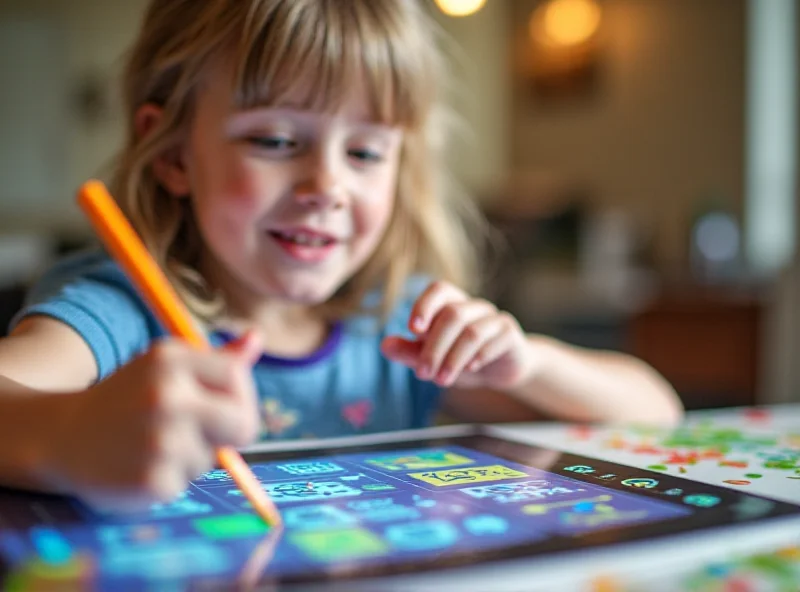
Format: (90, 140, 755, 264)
(253, 80, 379, 122)
(200, 57, 397, 126)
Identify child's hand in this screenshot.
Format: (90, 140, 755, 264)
(381, 281, 534, 391)
(41, 334, 262, 513)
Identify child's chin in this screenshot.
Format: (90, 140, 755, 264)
(274, 281, 339, 305)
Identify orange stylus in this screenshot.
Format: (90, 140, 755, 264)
(77, 179, 281, 527)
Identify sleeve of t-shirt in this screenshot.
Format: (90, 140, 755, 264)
(9, 250, 165, 381)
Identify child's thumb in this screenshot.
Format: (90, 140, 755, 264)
(222, 330, 263, 366)
(380, 336, 421, 365)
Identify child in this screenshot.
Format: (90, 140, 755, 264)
(0, 0, 682, 512)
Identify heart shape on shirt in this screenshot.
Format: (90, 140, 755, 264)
(342, 400, 372, 429)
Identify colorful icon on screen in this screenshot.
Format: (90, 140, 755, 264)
(149, 491, 213, 518)
(564, 465, 596, 474)
(463, 515, 509, 536)
(621, 478, 659, 489)
(361, 484, 397, 492)
(5, 554, 94, 590)
(412, 495, 437, 508)
(193, 514, 270, 540)
(367, 450, 475, 471)
(276, 461, 344, 476)
(346, 498, 421, 523)
(409, 465, 527, 486)
(462, 480, 584, 505)
(683, 494, 721, 508)
(30, 528, 72, 565)
(103, 540, 228, 579)
(385, 520, 459, 551)
(730, 497, 774, 518)
(290, 528, 388, 561)
(572, 501, 596, 513)
(523, 495, 612, 516)
(194, 469, 233, 484)
(284, 505, 358, 530)
(97, 525, 169, 548)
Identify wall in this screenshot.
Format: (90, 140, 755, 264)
(0, 0, 147, 233)
(432, 1, 513, 201)
(509, 0, 746, 269)
(64, 0, 149, 193)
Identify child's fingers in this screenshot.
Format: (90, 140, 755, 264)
(193, 393, 260, 448)
(222, 330, 263, 366)
(436, 316, 506, 386)
(380, 336, 422, 366)
(149, 343, 244, 396)
(467, 318, 518, 373)
(409, 281, 468, 334)
(158, 417, 216, 481)
(179, 348, 260, 442)
(419, 300, 496, 381)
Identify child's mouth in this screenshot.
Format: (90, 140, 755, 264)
(268, 229, 338, 263)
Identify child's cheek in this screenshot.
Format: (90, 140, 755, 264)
(353, 195, 394, 249)
(222, 165, 268, 217)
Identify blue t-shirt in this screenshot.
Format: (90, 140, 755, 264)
(11, 250, 441, 440)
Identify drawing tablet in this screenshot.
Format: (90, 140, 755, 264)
(0, 425, 798, 590)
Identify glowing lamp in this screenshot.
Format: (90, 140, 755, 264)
(433, 0, 487, 18)
(531, 0, 602, 47)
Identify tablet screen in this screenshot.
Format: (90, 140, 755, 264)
(0, 430, 798, 590)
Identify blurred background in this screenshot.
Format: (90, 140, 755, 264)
(0, 0, 797, 412)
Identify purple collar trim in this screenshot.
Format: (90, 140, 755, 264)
(214, 322, 344, 368)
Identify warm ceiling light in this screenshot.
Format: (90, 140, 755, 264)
(433, 0, 487, 18)
(536, 0, 602, 47)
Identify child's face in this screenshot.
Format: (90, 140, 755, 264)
(173, 70, 403, 308)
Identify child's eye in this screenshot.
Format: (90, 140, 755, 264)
(248, 136, 298, 151)
(348, 148, 384, 163)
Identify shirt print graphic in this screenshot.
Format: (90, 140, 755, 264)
(341, 400, 373, 430)
(261, 398, 299, 438)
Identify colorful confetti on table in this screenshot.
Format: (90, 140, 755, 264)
(499, 404, 800, 591)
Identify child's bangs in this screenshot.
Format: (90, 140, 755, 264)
(232, 0, 434, 128)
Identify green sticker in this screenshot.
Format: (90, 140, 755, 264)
(662, 427, 776, 451)
(647, 465, 668, 471)
(764, 460, 797, 470)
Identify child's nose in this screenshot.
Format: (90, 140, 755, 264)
(295, 169, 345, 210)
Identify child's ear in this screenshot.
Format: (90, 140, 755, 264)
(134, 103, 191, 198)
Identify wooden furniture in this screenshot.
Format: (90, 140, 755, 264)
(628, 286, 763, 410)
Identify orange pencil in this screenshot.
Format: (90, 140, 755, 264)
(77, 179, 281, 527)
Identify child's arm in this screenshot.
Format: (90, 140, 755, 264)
(0, 317, 97, 492)
(441, 336, 682, 425)
(0, 316, 262, 511)
(382, 281, 684, 426)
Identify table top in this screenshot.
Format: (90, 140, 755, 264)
(495, 404, 800, 591)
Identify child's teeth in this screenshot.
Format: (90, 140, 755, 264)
(275, 231, 330, 247)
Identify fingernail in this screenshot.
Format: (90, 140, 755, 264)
(412, 317, 426, 332)
(438, 369, 452, 385)
(229, 331, 262, 365)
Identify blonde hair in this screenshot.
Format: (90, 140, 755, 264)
(112, 0, 481, 321)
